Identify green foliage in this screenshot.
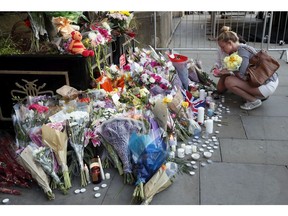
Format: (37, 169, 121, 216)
(0, 36, 22, 55)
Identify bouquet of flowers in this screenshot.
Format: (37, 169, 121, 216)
(19, 145, 55, 200)
(66, 110, 90, 187)
(42, 122, 71, 189)
(141, 161, 178, 205)
(32, 146, 67, 195)
(99, 117, 145, 184)
(223, 52, 243, 71)
(129, 118, 168, 203)
(167, 53, 189, 90)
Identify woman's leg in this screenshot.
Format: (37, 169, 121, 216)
(224, 76, 263, 102)
(217, 76, 228, 94)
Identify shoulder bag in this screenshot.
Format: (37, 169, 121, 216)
(244, 47, 280, 87)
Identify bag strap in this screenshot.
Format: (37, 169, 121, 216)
(241, 45, 257, 55)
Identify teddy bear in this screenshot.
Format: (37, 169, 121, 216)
(68, 31, 94, 57)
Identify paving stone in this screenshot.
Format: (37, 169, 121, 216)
(200, 162, 288, 205)
(151, 170, 199, 205)
(248, 96, 288, 117)
(242, 116, 288, 141)
(213, 115, 247, 139)
(220, 138, 288, 165)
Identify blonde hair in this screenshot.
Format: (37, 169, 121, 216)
(217, 26, 239, 43)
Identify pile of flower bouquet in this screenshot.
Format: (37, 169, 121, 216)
(8, 46, 216, 203)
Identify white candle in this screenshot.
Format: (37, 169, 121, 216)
(197, 107, 205, 124)
(169, 151, 175, 158)
(209, 102, 215, 110)
(105, 173, 110, 180)
(199, 89, 206, 100)
(171, 145, 176, 152)
(205, 119, 214, 134)
(84, 164, 91, 183)
(191, 145, 197, 153)
(185, 145, 192, 154)
(169, 134, 177, 146)
(177, 148, 185, 158)
(181, 143, 186, 149)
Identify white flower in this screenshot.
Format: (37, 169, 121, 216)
(166, 94, 173, 101)
(140, 57, 147, 65)
(132, 62, 143, 73)
(88, 32, 97, 40)
(166, 61, 175, 71)
(139, 88, 149, 97)
(102, 22, 111, 31)
(149, 77, 155, 83)
(110, 64, 119, 73)
(134, 47, 140, 53)
(141, 73, 149, 83)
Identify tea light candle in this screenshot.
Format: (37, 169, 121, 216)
(105, 173, 110, 180)
(177, 148, 185, 158)
(197, 107, 205, 124)
(191, 153, 201, 160)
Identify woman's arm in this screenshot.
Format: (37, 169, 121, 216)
(237, 46, 255, 80)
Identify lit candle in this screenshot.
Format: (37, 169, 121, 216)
(197, 107, 205, 124)
(169, 134, 175, 146)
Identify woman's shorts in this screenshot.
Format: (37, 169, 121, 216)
(258, 78, 279, 98)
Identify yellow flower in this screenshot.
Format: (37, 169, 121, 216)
(120, 11, 131, 16)
(181, 101, 189, 109)
(223, 52, 243, 71)
(162, 95, 173, 104)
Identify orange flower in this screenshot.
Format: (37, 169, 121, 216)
(95, 75, 113, 92)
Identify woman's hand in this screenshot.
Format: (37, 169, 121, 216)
(219, 68, 234, 76)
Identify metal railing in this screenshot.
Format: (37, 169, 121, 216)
(153, 11, 288, 61)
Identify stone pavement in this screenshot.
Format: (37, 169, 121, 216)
(1, 51, 288, 209)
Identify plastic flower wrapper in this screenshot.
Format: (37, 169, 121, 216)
(141, 161, 178, 205)
(191, 59, 217, 89)
(151, 96, 169, 132)
(167, 53, 189, 90)
(19, 145, 55, 200)
(28, 126, 44, 147)
(223, 52, 243, 71)
(32, 146, 67, 195)
(129, 118, 168, 203)
(42, 122, 71, 189)
(167, 89, 187, 120)
(187, 59, 200, 82)
(66, 110, 90, 187)
(99, 117, 146, 185)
